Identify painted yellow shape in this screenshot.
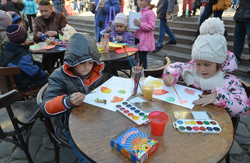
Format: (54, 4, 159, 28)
(146, 80, 163, 88)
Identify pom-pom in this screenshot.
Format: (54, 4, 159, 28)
(200, 17, 225, 35)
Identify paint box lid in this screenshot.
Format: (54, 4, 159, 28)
(174, 111, 214, 120)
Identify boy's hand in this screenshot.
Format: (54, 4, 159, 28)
(116, 36, 123, 42)
(45, 31, 57, 37)
(133, 19, 141, 27)
(90, 2, 95, 10)
(70, 92, 86, 107)
(192, 92, 217, 107)
(163, 75, 174, 86)
(37, 32, 43, 38)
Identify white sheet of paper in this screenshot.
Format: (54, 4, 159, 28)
(144, 76, 203, 109)
(129, 11, 141, 29)
(129, 96, 147, 103)
(83, 76, 133, 112)
(192, 111, 210, 120)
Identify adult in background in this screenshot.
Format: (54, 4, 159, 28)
(0, 10, 12, 56)
(52, 0, 61, 12)
(33, 0, 67, 73)
(22, 0, 37, 33)
(90, 0, 120, 42)
(192, 0, 230, 43)
(233, 0, 250, 72)
(153, 0, 177, 53)
(0, 0, 24, 15)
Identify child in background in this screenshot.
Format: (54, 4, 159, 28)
(0, 10, 12, 56)
(105, 13, 136, 75)
(134, 0, 156, 69)
(162, 18, 249, 117)
(41, 33, 105, 163)
(0, 24, 48, 91)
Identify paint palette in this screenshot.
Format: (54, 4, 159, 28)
(173, 119, 222, 134)
(116, 101, 150, 125)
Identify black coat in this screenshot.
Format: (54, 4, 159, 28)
(156, 0, 168, 20)
(234, 0, 250, 22)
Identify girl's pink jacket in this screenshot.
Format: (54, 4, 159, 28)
(162, 51, 249, 117)
(134, 6, 156, 51)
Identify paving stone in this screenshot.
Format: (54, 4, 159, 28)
(29, 137, 43, 158)
(34, 147, 55, 163)
(240, 113, 250, 126)
(11, 160, 29, 163)
(241, 155, 250, 163)
(0, 141, 15, 158)
(60, 146, 78, 163)
(236, 136, 250, 145)
(230, 140, 243, 155)
(11, 147, 27, 160)
(248, 147, 250, 155)
(236, 123, 250, 138)
(0, 157, 11, 163)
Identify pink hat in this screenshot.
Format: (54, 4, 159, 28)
(114, 13, 127, 26)
(145, 0, 152, 3)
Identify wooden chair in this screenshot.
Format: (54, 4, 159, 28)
(0, 90, 40, 163)
(0, 66, 42, 99)
(37, 84, 71, 163)
(144, 56, 171, 78)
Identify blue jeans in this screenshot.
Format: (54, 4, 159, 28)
(64, 129, 90, 163)
(52, 1, 61, 12)
(234, 21, 250, 62)
(156, 19, 176, 48)
(74, 1, 80, 13)
(196, 4, 226, 38)
(139, 51, 148, 69)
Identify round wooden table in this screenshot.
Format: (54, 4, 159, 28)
(100, 50, 136, 62)
(69, 98, 234, 163)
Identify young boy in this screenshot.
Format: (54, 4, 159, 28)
(0, 24, 48, 91)
(41, 33, 105, 163)
(0, 10, 12, 56)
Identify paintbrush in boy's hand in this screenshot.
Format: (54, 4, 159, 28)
(166, 75, 181, 99)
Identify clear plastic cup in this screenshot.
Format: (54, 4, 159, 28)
(149, 111, 169, 136)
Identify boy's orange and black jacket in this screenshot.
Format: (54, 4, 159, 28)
(40, 33, 105, 128)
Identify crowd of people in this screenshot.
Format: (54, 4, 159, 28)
(0, 0, 249, 163)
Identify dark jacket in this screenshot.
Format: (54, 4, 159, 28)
(0, 0, 24, 15)
(41, 33, 105, 128)
(0, 42, 48, 91)
(33, 12, 68, 43)
(156, 0, 175, 20)
(234, 0, 250, 22)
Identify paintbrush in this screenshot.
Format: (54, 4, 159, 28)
(166, 75, 181, 99)
(123, 46, 133, 68)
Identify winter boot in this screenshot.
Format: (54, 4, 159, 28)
(188, 11, 192, 17)
(180, 11, 185, 17)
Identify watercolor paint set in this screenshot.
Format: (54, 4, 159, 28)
(173, 119, 222, 134)
(116, 101, 150, 125)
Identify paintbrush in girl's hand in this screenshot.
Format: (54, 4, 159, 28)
(166, 75, 181, 99)
(123, 46, 133, 68)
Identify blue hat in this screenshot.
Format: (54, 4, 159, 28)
(8, 11, 22, 24)
(6, 24, 28, 44)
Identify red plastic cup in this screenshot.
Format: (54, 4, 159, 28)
(148, 111, 169, 136)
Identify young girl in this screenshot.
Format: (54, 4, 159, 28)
(104, 13, 136, 75)
(162, 18, 249, 117)
(134, 0, 156, 69)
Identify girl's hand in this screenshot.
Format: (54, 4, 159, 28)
(133, 19, 141, 27)
(163, 75, 174, 86)
(192, 92, 217, 107)
(98, 2, 105, 8)
(104, 33, 110, 38)
(45, 31, 57, 37)
(70, 92, 86, 107)
(116, 36, 123, 42)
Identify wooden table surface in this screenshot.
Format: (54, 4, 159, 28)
(69, 97, 234, 163)
(100, 50, 136, 62)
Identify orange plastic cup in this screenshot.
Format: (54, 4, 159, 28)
(148, 111, 169, 136)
